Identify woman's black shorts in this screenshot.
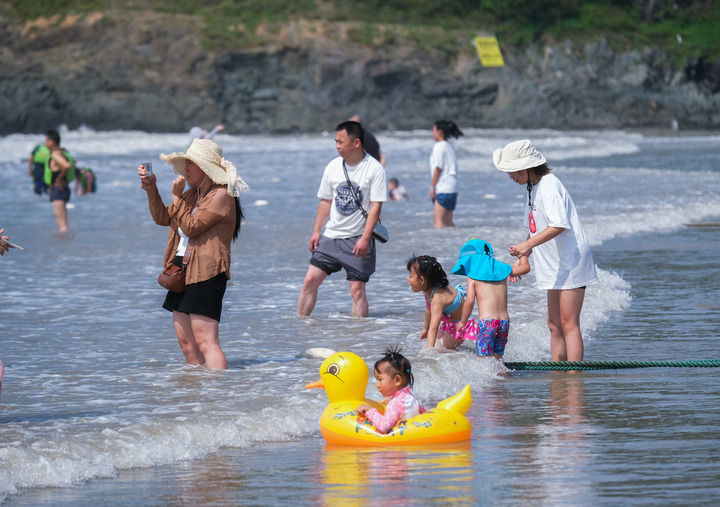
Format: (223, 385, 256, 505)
(162, 257, 228, 322)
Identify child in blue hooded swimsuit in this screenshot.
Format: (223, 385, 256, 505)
(451, 239, 530, 359)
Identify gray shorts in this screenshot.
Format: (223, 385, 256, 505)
(310, 235, 376, 282)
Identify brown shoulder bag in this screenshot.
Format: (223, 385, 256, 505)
(157, 242, 193, 293)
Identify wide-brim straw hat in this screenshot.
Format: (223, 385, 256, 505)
(450, 238, 512, 282)
(160, 138, 249, 196)
(493, 139, 547, 173)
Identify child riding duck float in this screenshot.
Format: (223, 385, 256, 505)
(306, 350, 472, 446)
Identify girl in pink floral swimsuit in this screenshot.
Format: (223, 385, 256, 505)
(407, 255, 477, 349)
(356, 348, 424, 434)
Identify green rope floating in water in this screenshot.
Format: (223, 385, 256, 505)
(503, 360, 720, 371)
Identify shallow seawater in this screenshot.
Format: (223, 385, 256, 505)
(0, 129, 719, 505)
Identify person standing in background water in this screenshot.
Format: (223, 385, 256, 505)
(349, 115, 386, 166)
(493, 140, 597, 361)
(429, 120, 462, 229)
(74, 166, 97, 195)
(138, 138, 248, 369)
(388, 177, 409, 201)
(187, 124, 224, 147)
(27, 140, 50, 196)
(45, 129, 75, 233)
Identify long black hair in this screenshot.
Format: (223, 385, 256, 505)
(374, 345, 414, 388)
(407, 254, 449, 289)
(232, 197, 244, 242)
(433, 120, 463, 140)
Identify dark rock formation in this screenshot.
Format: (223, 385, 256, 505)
(1, 11, 718, 134)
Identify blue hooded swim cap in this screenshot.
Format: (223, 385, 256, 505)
(450, 239, 512, 282)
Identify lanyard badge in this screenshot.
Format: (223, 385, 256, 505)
(526, 177, 536, 233)
(529, 209, 536, 233)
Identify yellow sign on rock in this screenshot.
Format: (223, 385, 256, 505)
(474, 36, 504, 67)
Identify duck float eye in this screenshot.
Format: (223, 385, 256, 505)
(326, 363, 340, 376)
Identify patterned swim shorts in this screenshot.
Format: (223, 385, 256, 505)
(474, 319, 510, 357)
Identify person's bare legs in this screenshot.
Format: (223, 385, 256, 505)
(190, 314, 227, 369)
(433, 201, 454, 229)
(52, 200, 68, 232)
(547, 291, 567, 361)
(547, 288, 586, 361)
(560, 288, 586, 361)
(433, 200, 445, 229)
(437, 329, 462, 350)
(298, 265, 328, 316)
(349, 280, 369, 317)
(173, 311, 205, 365)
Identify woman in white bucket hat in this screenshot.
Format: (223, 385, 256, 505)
(138, 138, 249, 369)
(494, 140, 597, 362)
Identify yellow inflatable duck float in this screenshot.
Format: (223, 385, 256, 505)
(305, 351, 472, 446)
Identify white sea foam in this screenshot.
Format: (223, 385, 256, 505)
(0, 130, 328, 164)
(584, 200, 720, 246)
(0, 396, 321, 499)
(459, 131, 640, 162)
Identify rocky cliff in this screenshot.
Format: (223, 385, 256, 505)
(1, 10, 718, 134)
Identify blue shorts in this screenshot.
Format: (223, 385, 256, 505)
(435, 193, 457, 211)
(50, 186, 71, 202)
(475, 319, 510, 357)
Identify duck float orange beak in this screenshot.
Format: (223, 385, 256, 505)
(306, 351, 472, 446)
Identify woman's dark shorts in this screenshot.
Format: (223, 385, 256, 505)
(163, 257, 228, 322)
(435, 193, 457, 211)
(50, 186, 71, 202)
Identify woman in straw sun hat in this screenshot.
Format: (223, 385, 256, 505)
(493, 139, 597, 362)
(138, 138, 249, 369)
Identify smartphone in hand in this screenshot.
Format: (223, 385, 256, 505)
(0, 238, 24, 250)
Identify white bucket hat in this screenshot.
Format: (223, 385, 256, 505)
(160, 138, 249, 196)
(493, 139, 547, 173)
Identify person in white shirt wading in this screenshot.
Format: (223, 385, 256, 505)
(429, 120, 463, 229)
(297, 121, 388, 317)
(493, 140, 597, 361)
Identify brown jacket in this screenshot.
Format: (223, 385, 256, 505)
(147, 183, 235, 284)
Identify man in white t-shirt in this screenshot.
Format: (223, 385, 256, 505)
(297, 121, 388, 317)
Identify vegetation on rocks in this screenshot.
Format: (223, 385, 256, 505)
(5, 0, 720, 62)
